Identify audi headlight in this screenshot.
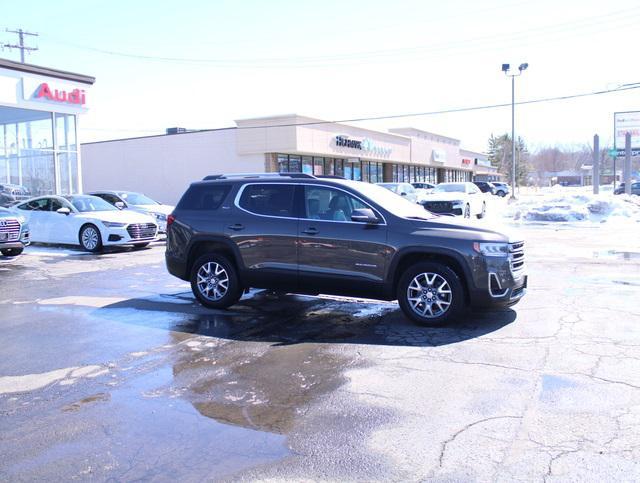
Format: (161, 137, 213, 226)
(473, 242, 509, 257)
(102, 221, 127, 228)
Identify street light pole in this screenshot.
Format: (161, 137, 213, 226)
(511, 75, 516, 200)
(501, 63, 528, 200)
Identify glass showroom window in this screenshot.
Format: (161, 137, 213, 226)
(0, 106, 79, 196)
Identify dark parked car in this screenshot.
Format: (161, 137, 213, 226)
(473, 181, 496, 195)
(165, 173, 527, 326)
(614, 182, 639, 195)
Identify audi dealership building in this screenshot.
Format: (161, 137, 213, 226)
(0, 58, 94, 196)
(82, 114, 498, 204)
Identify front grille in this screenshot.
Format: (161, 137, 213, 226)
(126, 223, 157, 240)
(509, 241, 525, 273)
(0, 218, 21, 242)
(423, 201, 453, 213)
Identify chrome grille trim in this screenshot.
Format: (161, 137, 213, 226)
(509, 241, 525, 273)
(126, 223, 157, 240)
(0, 218, 21, 241)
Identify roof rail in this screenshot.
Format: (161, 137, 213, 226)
(202, 172, 316, 181)
(316, 175, 345, 180)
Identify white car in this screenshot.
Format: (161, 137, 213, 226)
(376, 183, 420, 203)
(420, 182, 486, 218)
(88, 190, 174, 233)
(14, 195, 158, 252)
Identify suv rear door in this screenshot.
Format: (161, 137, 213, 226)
(232, 183, 299, 289)
(298, 184, 389, 297)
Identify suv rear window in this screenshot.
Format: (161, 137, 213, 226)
(238, 184, 295, 217)
(177, 184, 231, 211)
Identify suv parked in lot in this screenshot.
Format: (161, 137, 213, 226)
(0, 207, 30, 256)
(473, 181, 497, 195)
(166, 173, 527, 325)
(491, 182, 510, 197)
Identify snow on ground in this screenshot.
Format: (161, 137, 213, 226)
(499, 186, 640, 225)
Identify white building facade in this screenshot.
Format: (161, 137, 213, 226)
(82, 114, 488, 204)
(0, 58, 94, 196)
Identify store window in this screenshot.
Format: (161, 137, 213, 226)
(313, 157, 324, 176)
(302, 156, 313, 175)
(277, 154, 289, 172)
(0, 106, 79, 196)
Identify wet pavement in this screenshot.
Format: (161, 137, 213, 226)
(1, 228, 640, 481)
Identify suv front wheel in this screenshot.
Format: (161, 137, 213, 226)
(397, 262, 464, 326)
(190, 254, 243, 309)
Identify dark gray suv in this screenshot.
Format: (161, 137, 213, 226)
(166, 173, 527, 326)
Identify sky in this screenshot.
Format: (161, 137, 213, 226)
(2, 0, 639, 152)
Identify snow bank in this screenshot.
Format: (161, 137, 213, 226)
(504, 187, 640, 224)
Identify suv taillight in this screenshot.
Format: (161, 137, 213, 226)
(167, 214, 175, 227)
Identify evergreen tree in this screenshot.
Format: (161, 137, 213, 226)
(487, 133, 530, 185)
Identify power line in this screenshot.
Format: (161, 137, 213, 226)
(42, 5, 640, 67)
(2, 28, 38, 63)
(78, 82, 640, 134)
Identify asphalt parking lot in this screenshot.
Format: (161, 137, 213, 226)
(1, 226, 640, 481)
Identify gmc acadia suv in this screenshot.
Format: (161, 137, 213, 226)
(166, 173, 527, 326)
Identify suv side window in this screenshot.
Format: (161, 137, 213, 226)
(304, 185, 369, 221)
(97, 193, 122, 206)
(239, 184, 296, 217)
(177, 184, 231, 211)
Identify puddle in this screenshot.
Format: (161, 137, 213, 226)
(592, 250, 640, 260)
(540, 374, 577, 401)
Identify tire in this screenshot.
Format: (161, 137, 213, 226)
(477, 202, 486, 219)
(190, 254, 243, 309)
(1, 247, 23, 257)
(79, 224, 103, 252)
(464, 204, 471, 218)
(498, 190, 506, 197)
(133, 242, 150, 249)
(397, 261, 465, 326)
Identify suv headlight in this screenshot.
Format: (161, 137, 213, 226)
(154, 213, 167, 221)
(102, 221, 127, 228)
(451, 200, 464, 206)
(473, 242, 509, 257)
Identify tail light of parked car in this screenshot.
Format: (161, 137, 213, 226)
(167, 214, 175, 227)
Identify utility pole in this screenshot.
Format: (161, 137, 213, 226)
(624, 132, 632, 195)
(3, 28, 39, 63)
(592, 134, 599, 194)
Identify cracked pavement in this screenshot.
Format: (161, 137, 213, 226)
(1, 225, 639, 481)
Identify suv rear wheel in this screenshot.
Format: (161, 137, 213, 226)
(397, 261, 464, 326)
(190, 254, 242, 309)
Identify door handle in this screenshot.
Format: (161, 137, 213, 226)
(302, 227, 318, 235)
(227, 224, 244, 231)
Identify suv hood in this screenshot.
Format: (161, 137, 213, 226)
(410, 215, 523, 243)
(133, 204, 174, 215)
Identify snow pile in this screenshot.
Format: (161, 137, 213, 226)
(505, 188, 640, 224)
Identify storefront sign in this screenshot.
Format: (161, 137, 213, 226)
(462, 158, 472, 165)
(335, 135, 392, 157)
(35, 83, 86, 105)
(432, 149, 446, 163)
(22, 78, 89, 109)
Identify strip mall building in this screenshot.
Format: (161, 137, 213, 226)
(82, 114, 499, 204)
(0, 58, 94, 196)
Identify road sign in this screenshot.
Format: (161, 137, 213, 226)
(614, 111, 640, 150)
(614, 148, 640, 157)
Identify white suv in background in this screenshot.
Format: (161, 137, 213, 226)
(420, 182, 486, 218)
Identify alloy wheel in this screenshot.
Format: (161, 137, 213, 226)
(196, 262, 229, 301)
(407, 272, 452, 318)
(82, 227, 99, 250)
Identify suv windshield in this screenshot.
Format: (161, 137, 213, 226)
(65, 195, 118, 212)
(336, 181, 435, 220)
(118, 192, 159, 205)
(434, 183, 466, 193)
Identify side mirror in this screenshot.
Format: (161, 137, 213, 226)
(351, 208, 379, 224)
(400, 192, 407, 196)
(56, 207, 71, 216)
(115, 201, 125, 209)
